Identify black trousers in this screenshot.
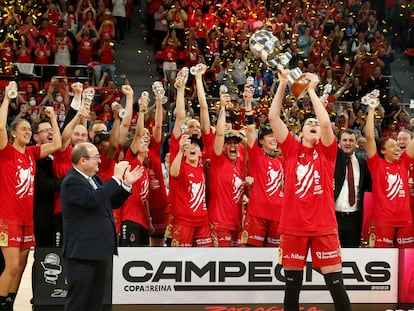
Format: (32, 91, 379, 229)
(336, 211, 362, 248)
(64, 258, 108, 311)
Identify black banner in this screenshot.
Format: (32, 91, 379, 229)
(32, 247, 112, 306)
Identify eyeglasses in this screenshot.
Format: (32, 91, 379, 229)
(37, 127, 53, 134)
(82, 154, 101, 161)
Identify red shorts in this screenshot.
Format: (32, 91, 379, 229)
(372, 224, 414, 248)
(279, 233, 342, 268)
(150, 205, 168, 236)
(0, 219, 35, 249)
(171, 223, 212, 247)
(209, 222, 240, 247)
(241, 214, 280, 247)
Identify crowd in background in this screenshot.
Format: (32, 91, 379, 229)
(1, 0, 414, 308)
(0, 0, 412, 243)
(0, 0, 414, 137)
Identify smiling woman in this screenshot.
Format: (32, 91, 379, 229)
(364, 94, 414, 248)
(0, 81, 62, 311)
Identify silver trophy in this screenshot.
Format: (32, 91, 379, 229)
(190, 63, 207, 75)
(219, 85, 228, 94)
(83, 89, 95, 109)
(249, 29, 309, 99)
(175, 67, 189, 88)
(7, 81, 18, 99)
(321, 84, 332, 101)
(111, 101, 127, 118)
(361, 89, 380, 108)
(152, 81, 168, 104)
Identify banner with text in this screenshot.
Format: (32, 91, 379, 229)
(112, 247, 399, 304)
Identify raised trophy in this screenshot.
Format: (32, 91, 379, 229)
(321, 84, 332, 101)
(83, 88, 95, 109)
(152, 81, 168, 104)
(111, 101, 127, 118)
(361, 89, 380, 108)
(249, 29, 309, 99)
(7, 81, 18, 99)
(190, 63, 207, 75)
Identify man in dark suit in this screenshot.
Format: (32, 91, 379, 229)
(334, 129, 371, 248)
(60, 142, 143, 311)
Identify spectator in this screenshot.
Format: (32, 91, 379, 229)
(34, 35, 51, 65)
(52, 29, 74, 67)
(153, 4, 168, 52)
(96, 33, 116, 83)
(76, 24, 100, 74)
(112, 0, 127, 44)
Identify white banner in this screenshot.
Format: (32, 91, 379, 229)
(112, 248, 398, 304)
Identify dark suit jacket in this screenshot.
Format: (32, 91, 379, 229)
(334, 147, 372, 227)
(34, 156, 63, 232)
(61, 168, 130, 261)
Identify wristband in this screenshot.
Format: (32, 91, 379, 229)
(245, 114, 254, 125)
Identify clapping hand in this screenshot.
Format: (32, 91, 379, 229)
(123, 165, 144, 186)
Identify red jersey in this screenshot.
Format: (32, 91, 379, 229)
(408, 161, 414, 220)
(278, 133, 338, 235)
(170, 161, 208, 226)
(162, 45, 178, 62)
(247, 141, 284, 221)
(0, 144, 41, 225)
(77, 37, 96, 63)
(208, 152, 245, 230)
(98, 152, 116, 182)
(34, 45, 50, 64)
(120, 149, 151, 228)
(147, 138, 168, 210)
(16, 48, 32, 63)
(53, 147, 73, 215)
(99, 43, 114, 64)
(367, 152, 412, 226)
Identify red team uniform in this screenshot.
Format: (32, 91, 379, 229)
(367, 152, 414, 247)
(147, 138, 169, 236)
(278, 134, 341, 268)
(169, 134, 211, 247)
(170, 160, 211, 247)
(119, 148, 151, 245)
(242, 141, 284, 246)
(208, 151, 245, 246)
(0, 144, 41, 248)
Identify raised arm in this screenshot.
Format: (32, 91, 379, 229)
(170, 136, 188, 178)
(130, 92, 149, 154)
(213, 90, 231, 156)
(39, 107, 62, 158)
(268, 70, 289, 144)
(171, 68, 189, 139)
(195, 64, 211, 135)
(306, 72, 335, 146)
(60, 105, 89, 151)
(243, 85, 256, 148)
(0, 82, 16, 150)
(119, 84, 134, 147)
(365, 98, 379, 159)
(152, 86, 164, 144)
